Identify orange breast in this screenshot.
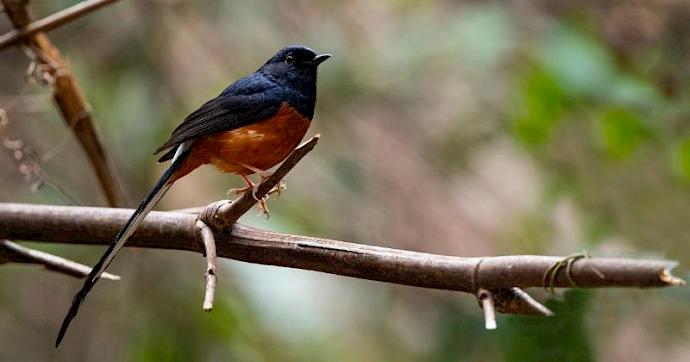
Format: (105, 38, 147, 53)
(173, 102, 311, 180)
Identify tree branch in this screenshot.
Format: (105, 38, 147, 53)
(0, 0, 121, 51)
(0, 239, 120, 280)
(0, 202, 683, 295)
(1, 0, 125, 207)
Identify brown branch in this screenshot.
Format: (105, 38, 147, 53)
(0, 0, 121, 51)
(0, 202, 683, 296)
(195, 220, 217, 312)
(1, 0, 125, 207)
(0, 239, 120, 280)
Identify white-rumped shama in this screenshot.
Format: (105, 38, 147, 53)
(56, 45, 331, 346)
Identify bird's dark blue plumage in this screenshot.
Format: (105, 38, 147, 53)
(156, 46, 326, 159)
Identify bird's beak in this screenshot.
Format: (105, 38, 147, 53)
(310, 54, 332, 66)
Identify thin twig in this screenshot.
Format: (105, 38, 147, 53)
(196, 220, 217, 312)
(0, 108, 82, 204)
(0, 239, 120, 280)
(0, 0, 121, 51)
(477, 288, 497, 330)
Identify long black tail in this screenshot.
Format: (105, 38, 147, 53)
(55, 144, 191, 347)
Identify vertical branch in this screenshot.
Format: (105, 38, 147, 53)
(477, 288, 497, 330)
(2, 0, 124, 207)
(196, 220, 217, 312)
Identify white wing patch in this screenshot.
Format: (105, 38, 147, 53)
(246, 129, 264, 139)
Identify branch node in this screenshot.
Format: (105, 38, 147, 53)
(199, 199, 231, 227)
(471, 257, 485, 293)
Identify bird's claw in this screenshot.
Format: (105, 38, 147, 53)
(227, 168, 287, 218)
(250, 180, 286, 218)
(268, 179, 286, 197)
(250, 184, 270, 218)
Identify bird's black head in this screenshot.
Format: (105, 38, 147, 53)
(259, 46, 331, 92)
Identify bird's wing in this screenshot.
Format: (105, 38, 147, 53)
(155, 74, 282, 159)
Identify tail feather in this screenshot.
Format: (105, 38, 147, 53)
(55, 143, 191, 347)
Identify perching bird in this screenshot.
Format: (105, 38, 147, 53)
(56, 45, 331, 346)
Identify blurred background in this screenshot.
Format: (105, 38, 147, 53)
(1, 0, 689, 361)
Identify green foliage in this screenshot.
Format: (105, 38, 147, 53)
(431, 302, 499, 362)
(501, 208, 555, 253)
(597, 108, 649, 159)
(430, 290, 594, 362)
(674, 138, 690, 181)
(513, 67, 567, 146)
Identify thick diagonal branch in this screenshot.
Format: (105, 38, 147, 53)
(1, 0, 124, 206)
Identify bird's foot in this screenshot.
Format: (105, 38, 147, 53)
(267, 179, 286, 197)
(250, 179, 287, 218)
(247, 186, 270, 218)
(256, 197, 270, 218)
(233, 164, 288, 218)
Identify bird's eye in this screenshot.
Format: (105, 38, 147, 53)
(285, 55, 295, 64)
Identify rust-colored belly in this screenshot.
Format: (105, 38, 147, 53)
(174, 102, 311, 179)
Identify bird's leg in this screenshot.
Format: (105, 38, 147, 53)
(231, 163, 280, 217)
(226, 174, 256, 195)
(225, 173, 270, 216)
